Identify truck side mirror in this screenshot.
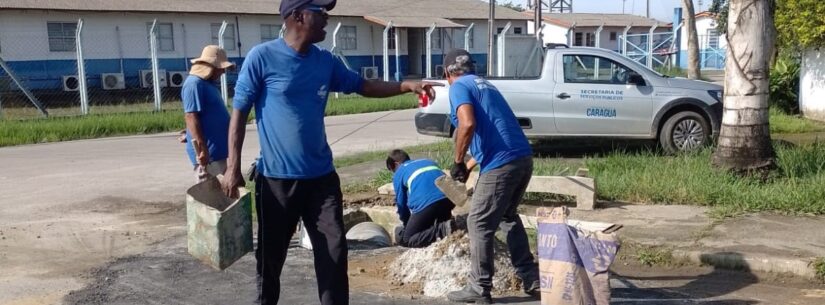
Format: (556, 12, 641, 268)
(628, 73, 646, 86)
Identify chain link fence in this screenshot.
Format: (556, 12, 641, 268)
(0, 18, 240, 120)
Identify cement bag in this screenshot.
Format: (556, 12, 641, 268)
(536, 207, 619, 305)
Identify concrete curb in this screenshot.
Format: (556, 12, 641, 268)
(351, 207, 820, 280)
(673, 249, 818, 280)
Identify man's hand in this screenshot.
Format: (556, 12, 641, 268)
(197, 150, 210, 167)
(451, 162, 469, 183)
(402, 81, 443, 100)
(221, 167, 246, 199)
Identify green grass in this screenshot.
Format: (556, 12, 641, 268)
(813, 257, 825, 282)
(770, 108, 825, 134)
(586, 144, 825, 216)
(349, 139, 825, 216)
(636, 246, 676, 267)
(0, 110, 186, 147)
(324, 95, 417, 116)
(0, 95, 417, 147)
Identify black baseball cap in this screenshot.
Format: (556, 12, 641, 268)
(444, 49, 475, 67)
(280, 0, 336, 19)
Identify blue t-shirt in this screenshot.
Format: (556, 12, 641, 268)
(181, 75, 230, 166)
(448, 74, 532, 173)
(233, 39, 364, 179)
(392, 159, 447, 225)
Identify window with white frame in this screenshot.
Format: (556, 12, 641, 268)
(707, 29, 719, 49)
(387, 28, 397, 50)
(261, 24, 282, 42)
(212, 23, 236, 50)
(47, 22, 77, 52)
(433, 28, 442, 49)
(146, 23, 174, 51)
(338, 26, 357, 50)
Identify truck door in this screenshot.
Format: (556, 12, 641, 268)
(552, 54, 653, 135)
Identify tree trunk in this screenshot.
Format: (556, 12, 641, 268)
(682, 0, 701, 79)
(711, 0, 776, 173)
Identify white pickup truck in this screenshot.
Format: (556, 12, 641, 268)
(415, 47, 723, 153)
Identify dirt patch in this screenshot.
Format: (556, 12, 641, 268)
(0, 196, 186, 304)
(343, 192, 395, 209)
(348, 247, 426, 298)
(386, 231, 522, 297)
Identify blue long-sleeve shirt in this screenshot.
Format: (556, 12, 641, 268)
(393, 159, 447, 225)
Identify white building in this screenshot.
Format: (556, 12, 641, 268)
(801, 48, 825, 121)
(675, 11, 726, 70)
(0, 0, 529, 91)
(527, 13, 671, 52)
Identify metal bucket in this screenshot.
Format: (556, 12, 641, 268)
(186, 176, 253, 270)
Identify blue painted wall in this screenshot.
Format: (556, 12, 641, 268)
(5, 53, 496, 90)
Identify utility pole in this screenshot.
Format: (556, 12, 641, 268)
(623, 0, 626, 14)
(488, 0, 495, 76)
(646, 0, 650, 18)
(534, 0, 542, 40)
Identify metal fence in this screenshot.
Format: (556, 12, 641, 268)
(0, 18, 239, 120)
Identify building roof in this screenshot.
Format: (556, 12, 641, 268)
(535, 13, 669, 28)
(2, 0, 531, 20)
(364, 16, 465, 28)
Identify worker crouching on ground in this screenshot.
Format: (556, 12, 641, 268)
(386, 149, 466, 248)
(181, 45, 235, 182)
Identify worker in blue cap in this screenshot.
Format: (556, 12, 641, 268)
(220, 0, 443, 304)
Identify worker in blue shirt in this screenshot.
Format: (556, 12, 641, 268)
(443, 49, 539, 304)
(386, 149, 463, 248)
(181, 45, 234, 182)
(219, 0, 442, 304)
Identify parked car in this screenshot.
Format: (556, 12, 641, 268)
(415, 47, 723, 153)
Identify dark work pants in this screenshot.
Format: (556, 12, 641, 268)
(398, 198, 455, 248)
(467, 156, 538, 294)
(255, 172, 348, 305)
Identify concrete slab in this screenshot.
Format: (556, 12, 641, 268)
(700, 213, 825, 260)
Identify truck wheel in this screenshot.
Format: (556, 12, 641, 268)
(659, 111, 710, 154)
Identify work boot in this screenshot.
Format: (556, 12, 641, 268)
(394, 225, 404, 246)
(523, 279, 540, 297)
(447, 285, 492, 304)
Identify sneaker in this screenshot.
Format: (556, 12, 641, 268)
(523, 279, 540, 297)
(446, 285, 492, 304)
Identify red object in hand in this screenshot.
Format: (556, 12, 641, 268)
(418, 93, 430, 108)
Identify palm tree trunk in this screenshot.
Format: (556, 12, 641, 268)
(682, 0, 701, 79)
(711, 0, 776, 173)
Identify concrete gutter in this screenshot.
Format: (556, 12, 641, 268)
(351, 206, 822, 280)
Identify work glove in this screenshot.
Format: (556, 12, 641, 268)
(451, 162, 469, 183)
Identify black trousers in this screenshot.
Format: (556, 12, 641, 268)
(255, 172, 348, 305)
(398, 198, 455, 248)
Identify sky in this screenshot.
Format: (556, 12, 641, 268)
(509, 0, 712, 23)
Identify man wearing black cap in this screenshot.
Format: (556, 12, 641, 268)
(442, 49, 539, 304)
(220, 1, 441, 304)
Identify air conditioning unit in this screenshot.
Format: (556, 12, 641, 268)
(140, 69, 167, 88)
(62, 75, 80, 91)
(361, 66, 379, 80)
(101, 73, 125, 90)
(434, 65, 445, 78)
(168, 71, 188, 87)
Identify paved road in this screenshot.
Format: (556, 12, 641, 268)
(61, 237, 824, 305)
(0, 109, 441, 305)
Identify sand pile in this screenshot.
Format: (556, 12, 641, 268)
(387, 232, 522, 297)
